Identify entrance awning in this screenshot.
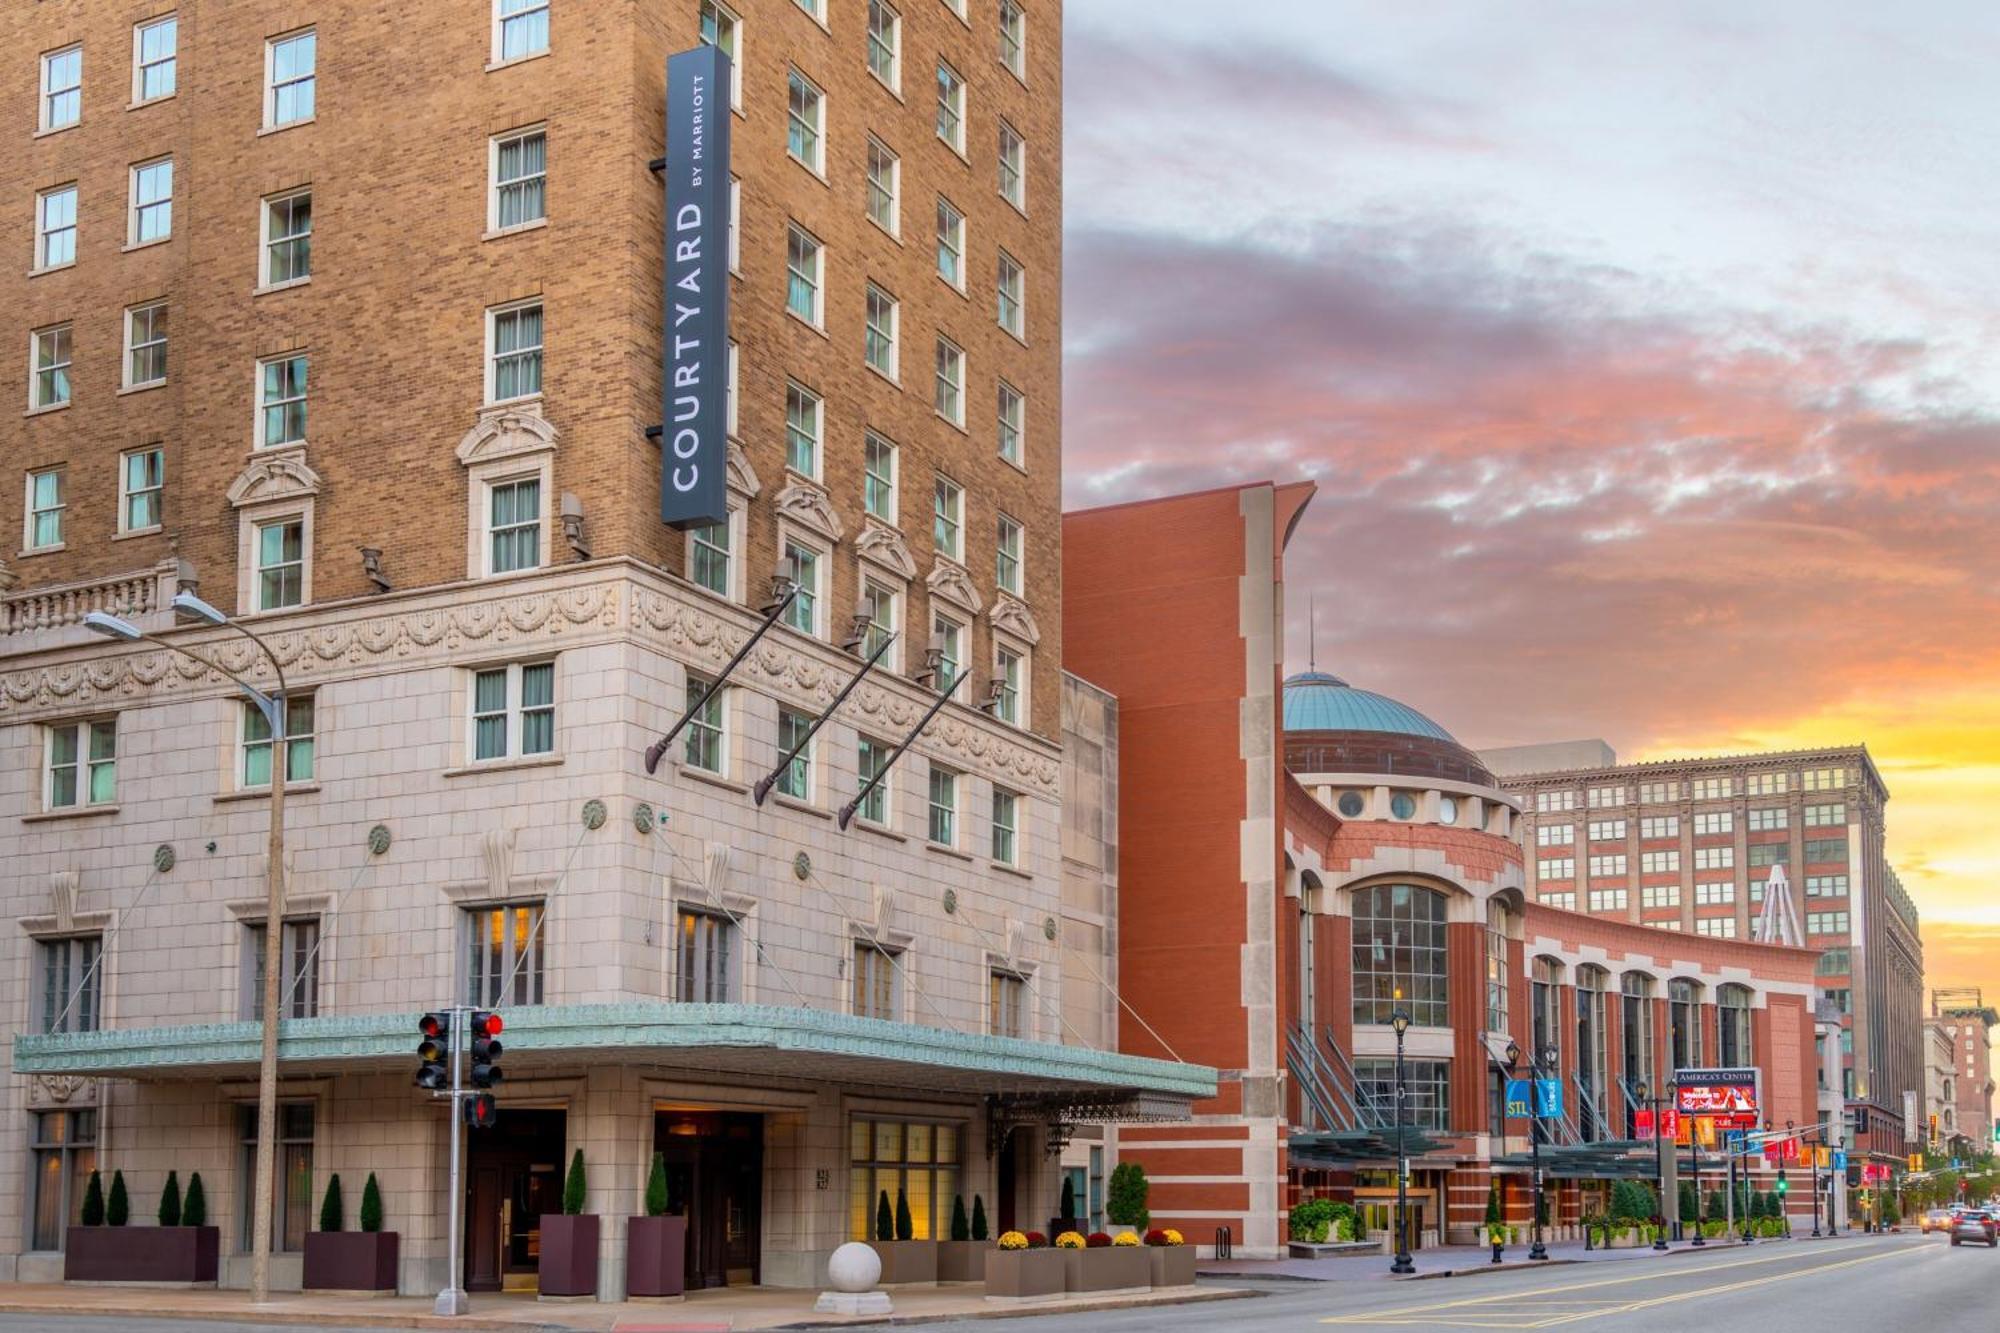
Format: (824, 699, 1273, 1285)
(14, 1002, 1216, 1106)
(1289, 1128, 1450, 1165)
(1490, 1141, 1661, 1179)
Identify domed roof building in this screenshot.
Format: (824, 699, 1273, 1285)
(1282, 669, 1502, 820)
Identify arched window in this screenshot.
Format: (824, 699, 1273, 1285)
(1669, 979, 1704, 1072)
(1621, 973, 1656, 1134)
(1718, 984, 1754, 1067)
(1531, 957, 1564, 1060)
(1485, 899, 1511, 1034)
(1576, 965, 1609, 1141)
(1351, 883, 1448, 1027)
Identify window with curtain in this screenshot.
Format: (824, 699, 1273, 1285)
(675, 909, 735, 1003)
(1351, 883, 1447, 1026)
(30, 1109, 96, 1251)
(238, 1102, 314, 1252)
(38, 935, 101, 1034)
(465, 901, 545, 1005)
(244, 918, 320, 1019)
(848, 1118, 958, 1241)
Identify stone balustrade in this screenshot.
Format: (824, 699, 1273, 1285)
(0, 558, 190, 645)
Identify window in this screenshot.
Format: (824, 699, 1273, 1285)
(1694, 811, 1733, 835)
(1586, 785, 1624, 808)
(933, 337, 964, 425)
(858, 283, 901, 378)
(848, 1119, 958, 1241)
(1823, 988, 1851, 1014)
(683, 674, 725, 772)
(1540, 890, 1576, 911)
(1484, 900, 1509, 1033)
(786, 224, 823, 325)
(1587, 819, 1626, 841)
(30, 326, 72, 411)
(1746, 772, 1787, 796)
(36, 185, 76, 270)
(990, 787, 1020, 864)
(999, 0, 1026, 78)
(676, 910, 736, 1003)
(124, 303, 168, 389)
(30, 1109, 96, 1253)
(1804, 837, 1848, 863)
(1535, 790, 1577, 813)
(867, 138, 900, 233)
(491, 128, 547, 230)
(935, 61, 965, 151)
(1693, 918, 1735, 938)
(997, 119, 1026, 209)
(935, 196, 965, 287)
(932, 476, 962, 559)
(486, 476, 542, 574)
(928, 764, 957, 845)
(41, 46, 82, 133)
(1356, 1058, 1449, 1131)
(119, 447, 164, 532)
(1695, 881, 1735, 905)
(795, 0, 825, 19)
(26, 469, 64, 550)
(1669, 979, 1703, 1071)
(688, 512, 734, 597)
(1639, 781, 1677, 803)
(465, 902, 546, 1005)
(856, 735, 891, 825)
(1814, 948, 1851, 977)
(786, 69, 825, 173)
(1804, 766, 1846, 791)
(867, 0, 901, 88)
(1639, 815, 1679, 839)
(1747, 806, 1787, 831)
(134, 16, 177, 101)
(489, 301, 543, 402)
(728, 176, 740, 270)
(1531, 957, 1562, 1057)
(264, 30, 316, 127)
(994, 645, 1025, 726)
(785, 381, 822, 477)
(1536, 823, 1575, 847)
(1352, 883, 1447, 1026)
(47, 719, 116, 811)
(1587, 854, 1626, 878)
(1537, 857, 1575, 881)
(1746, 842, 1787, 868)
(997, 381, 1024, 465)
(996, 251, 1025, 336)
(727, 340, 740, 434)
(242, 695, 315, 787)
(1619, 975, 1656, 1117)
(853, 942, 898, 1019)
(699, 1, 743, 108)
(1718, 985, 1753, 1066)
(1806, 911, 1850, 937)
(254, 518, 305, 610)
(990, 969, 1026, 1036)
(248, 357, 308, 450)
(1692, 776, 1731, 800)
(38, 935, 102, 1033)
(862, 432, 898, 521)
(1641, 884, 1680, 909)
(1588, 888, 1628, 912)
(1640, 849, 1679, 873)
(496, 0, 551, 62)
(1693, 845, 1734, 870)
(1806, 874, 1849, 898)
(995, 514, 1023, 596)
(861, 577, 898, 665)
(261, 189, 312, 286)
(470, 661, 555, 761)
(245, 918, 320, 1019)
(783, 539, 821, 634)
(1804, 802, 1845, 827)
(776, 707, 814, 801)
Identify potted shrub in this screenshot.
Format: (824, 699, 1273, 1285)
(1144, 1227, 1195, 1287)
(66, 1168, 219, 1284)
(304, 1172, 400, 1292)
(938, 1193, 986, 1283)
(627, 1152, 687, 1299)
(866, 1186, 938, 1285)
(1049, 1175, 1080, 1240)
(985, 1229, 1063, 1301)
(539, 1149, 599, 1298)
(1105, 1162, 1149, 1241)
(1060, 1229, 1148, 1295)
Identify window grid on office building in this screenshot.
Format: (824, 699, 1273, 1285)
(1587, 854, 1626, 878)
(1692, 777, 1731, 800)
(1694, 881, 1735, 906)
(1537, 857, 1574, 881)
(1639, 781, 1678, 803)
(1747, 806, 1787, 831)
(1588, 888, 1628, 913)
(1746, 772, 1788, 796)
(1804, 802, 1845, 827)
(1806, 911, 1850, 936)
(1693, 811, 1732, 835)
(1535, 791, 1577, 813)
(1694, 846, 1733, 870)
(1586, 785, 1625, 809)
(1640, 815, 1679, 839)
(1640, 850, 1679, 873)
(1806, 875, 1849, 898)
(1695, 918, 1737, 939)
(1804, 767, 1846, 791)
(1541, 891, 1576, 911)
(1536, 823, 1573, 847)
(1640, 885, 1679, 909)
(1587, 819, 1625, 842)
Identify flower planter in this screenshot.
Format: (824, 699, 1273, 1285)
(626, 1215, 687, 1299)
(865, 1239, 938, 1285)
(1048, 1218, 1081, 1242)
(537, 1214, 599, 1298)
(1147, 1245, 1196, 1287)
(303, 1231, 400, 1292)
(65, 1226, 219, 1285)
(984, 1248, 1064, 1301)
(937, 1239, 987, 1282)
(1062, 1245, 1150, 1295)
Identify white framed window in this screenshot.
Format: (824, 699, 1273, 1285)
(998, 119, 1026, 209)
(490, 127, 547, 231)
(783, 538, 824, 636)
(253, 517, 306, 611)
(1746, 772, 1787, 796)
(991, 788, 1019, 865)
(1694, 881, 1735, 905)
(494, 0, 551, 63)
(1748, 806, 1787, 831)
(487, 300, 543, 402)
(1536, 857, 1574, 881)
(1639, 815, 1679, 839)
(1693, 810, 1733, 835)
(927, 764, 958, 846)
(935, 60, 965, 152)
(25, 469, 64, 550)
(1587, 854, 1626, 878)
(1692, 776, 1731, 800)
(934, 337, 965, 425)
(1639, 781, 1677, 803)
(134, 16, 177, 102)
(699, 1, 743, 110)
(1640, 849, 1680, 874)
(865, 284, 899, 378)
(867, 0, 901, 90)
(260, 189, 312, 287)
(861, 577, 900, 668)
(856, 735, 891, 826)
(852, 941, 899, 1020)
(786, 224, 824, 326)
(1805, 911, 1849, 936)
(1586, 784, 1625, 808)
(485, 475, 543, 574)
(786, 68, 825, 173)
(687, 506, 742, 601)
(257, 353, 308, 447)
(1805, 802, 1845, 827)
(935, 196, 964, 287)
(40, 46, 82, 133)
(990, 968, 1027, 1036)
(129, 157, 173, 244)
(994, 643, 1027, 727)
(864, 432, 897, 521)
(1693, 845, 1734, 870)
(241, 695, 315, 788)
(996, 251, 1025, 337)
(999, 0, 1026, 78)
(1804, 766, 1846, 791)
(728, 175, 741, 271)
(682, 673, 727, 773)
(1587, 818, 1625, 841)
(1640, 884, 1680, 909)
(785, 381, 822, 478)
(120, 447, 164, 532)
(776, 707, 815, 802)
(726, 339, 739, 435)
(932, 475, 962, 560)
(676, 909, 738, 1003)
(795, 0, 826, 19)
(30, 325, 72, 411)
(942, 0, 969, 16)
(1536, 823, 1574, 847)
(1587, 888, 1627, 913)
(264, 29, 316, 128)
(124, 303, 168, 389)
(46, 719, 116, 810)
(36, 185, 77, 271)
(932, 611, 963, 692)
(464, 902, 546, 1006)
(1806, 874, 1849, 898)
(997, 381, 1024, 465)
(866, 138, 900, 234)
(1535, 790, 1577, 813)
(1540, 891, 1576, 911)
(470, 661, 556, 761)
(996, 513, 1023, 596)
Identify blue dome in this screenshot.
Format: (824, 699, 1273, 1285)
(1283, 671, 1458, 742)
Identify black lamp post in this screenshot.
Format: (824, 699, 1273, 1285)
(1638, 1080, 1671, 1250)
(1391, 1009, 1415, 1275)
(1688, 1110, 1704, 1246)
(1503, 1039, 1555, 1261)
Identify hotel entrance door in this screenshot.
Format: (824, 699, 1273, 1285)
(656, 1111, 763, 1289)
(464, 1107, 566, 1292)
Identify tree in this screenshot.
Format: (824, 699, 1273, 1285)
(950, 1194, 970, 1242)
(359, 1173, 383, 1234)
(1059, 1175, 1077, 1222)
(971, 1194, 989, 1242)
(183, 1173, 207, 1228)
(645, 1152, 669, 1218)
(1706, 1189, 1727, 1222)
(80, 1170, 104, 1227)
(875, 1190, 894, 1242)
(1679, 1181, 1697, 1223)
(157, 1170, 181, 1227)
(895, 1187, 914, 1241)
(1485, 1180, 1504, 1230)
(1107, 1162, 1150, 1229)
(107, 1170, 130, 1227)
(561, 1149, 587, 1216)
(318, 1173, 344, 1233)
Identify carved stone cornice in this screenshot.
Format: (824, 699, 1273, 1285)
(926, 560, 983, 615)
(988, 593, 1041, 647)
(726, 443, 761, 500)
(455, 402, 559, 467)
(773, 479, 845, 544)
(855, 522, 917, 581)
(227, 454, 322, 510)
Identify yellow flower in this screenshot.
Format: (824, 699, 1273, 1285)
(1056, 1230, 1086, 1249)
(1112, 1231, 1140, 1246)
(1164, 1228, 1184, 1246)
(998, 1230, 1028, 1251)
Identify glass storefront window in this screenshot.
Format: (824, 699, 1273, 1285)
(848, 1117, 960, 1240)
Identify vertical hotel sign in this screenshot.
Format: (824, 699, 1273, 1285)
(660, 44, 732, 529)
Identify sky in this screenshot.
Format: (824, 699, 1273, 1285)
(1059, 2, 2000, 1017)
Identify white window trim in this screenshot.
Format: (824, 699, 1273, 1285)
(863, 431, 899, 525)
(117, 446, 164, 535)
(997, 379, 1026, 469)
(465, 660, 559, 765)
(34, 184, 77, 274)
(935, 59, 967, 155)
(39, 46, 82, 136)
(678, 670, 732, 778)
(931, 609, 965, 697)
(127, 156, 173, 247)
(24, 468, 65, 554)
(684, 503, 748, 605)
(933, 475, 964, 561)
(926, 763, 960, 849)
(478, 472, 549, 579)
(484, 298, 545, 405)
(253, 351, 309, 450)
(700, 1, 745, 111)
(934, 336, 966, 428)
(786, 224, 825, 329)
(778, 527, 830, 640)
(28, 325, 72, 414)
(132, 15, 178, 107)
(865, 283, 900, 382)
(486, 124, 549, 237)
(995, 513, 1024, 597)
(774, 704, 819, 806)
(868, 0, 902, 93)
(997, 249, 1026, 339)
(854, 734, 896, 831)
(784, 379, 824, 482)
(936, 196, 966, 291)
(867, 137, 901, 238)
(999, 0, 1027, 82)
(236, 694, 317, 793)
(786, 68, 827, 177)
(262, 28, 316, 132)
(238, 507, 314, 617)
(43, 717, 117, 812)
(490, 0, 553, 68)
(728, 176, 741, 272)
(990, 787, 1022, 867)
(123, 302, 168, 391)
(998, 118, 1027, 212)
(257, 186, 312, 292)
(858, 572, 905, 675)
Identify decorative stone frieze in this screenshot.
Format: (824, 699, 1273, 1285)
(926, 560, 983, 615)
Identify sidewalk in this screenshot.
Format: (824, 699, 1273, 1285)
(1199, 1231, 1855, 1283)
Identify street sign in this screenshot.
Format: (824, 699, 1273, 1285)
(1833, 1150, 1848, 1171)
(1725, 1130, 1746, 1152)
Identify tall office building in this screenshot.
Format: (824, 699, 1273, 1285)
(1930, 989, 1997, 1149)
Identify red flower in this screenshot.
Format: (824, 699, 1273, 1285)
(1144, 1228, 1170, 1246)
(1025, 1231, 1048, 1249)
(1086, 1232, 1112, 1248)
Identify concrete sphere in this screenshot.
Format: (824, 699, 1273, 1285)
(827, 1241, 882, 1293)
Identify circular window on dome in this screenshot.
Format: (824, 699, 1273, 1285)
(1439, 796, 1460, 825)
(1337, 791, 1366, 818)
(1390, 792, 1418, 820)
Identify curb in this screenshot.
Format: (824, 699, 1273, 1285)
(0, 1300, 572, 1332)
(769, 1286, 1258, 1328)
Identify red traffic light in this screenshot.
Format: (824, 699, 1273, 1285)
(470, 1011, 503, 1038)
(464, 1093, 498, 1129)
(419, 1012, 447, 1039)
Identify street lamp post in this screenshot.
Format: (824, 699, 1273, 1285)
(1391, 1010, 1415, 1275)
(87, 595, 290, 1304)
(1503, 1040, 1554, 1261)
(1638, 1080, 1671, 1251)
(1688, 1112, 1704, 1246)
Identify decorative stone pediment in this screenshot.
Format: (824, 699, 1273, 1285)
(988, 594, 1041, 646)
(774, 479, 844, 544)
(726, 443, 761, 499)
(926, 559, 984, 615)
(49, 871, 79, 933)
(226, 454, 322, 510)
(855, 522, 917, 580)
(455, 402, 559, 467)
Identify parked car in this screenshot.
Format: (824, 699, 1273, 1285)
(1922, 1209, 1954, 1234)
(1948, 1210, 1997, 1247)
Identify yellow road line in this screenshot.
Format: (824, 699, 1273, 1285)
(1518, 1245, 1920, 1327)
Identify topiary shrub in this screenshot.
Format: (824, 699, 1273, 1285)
(1679, 1181, 1697, 1223)
(876, 1190, 894, 1242)
(359, 1173, 383, 1233)
(1485, 1180, 1503, 1230)
(950, 1194, 970, 1242)
(1060, 1175, 1077, 1222)
(895, 1187, 913, 1241)
(318, 1173, 343, 1233)
(971, 1194, 989, 1242)
(645, 1152, 669, 1218)
(157, 1170, 181, 1228)
(80, 1170, 105, 1227)
(183, 1173, 207, 1227)
(107, 1170, 130, 1227)
(561, 1149, 586, 1216)
(1106, 1161, 1150, 1229)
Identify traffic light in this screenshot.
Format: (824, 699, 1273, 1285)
(416, 1011, 451, 1089)
(464, 1092, 498, 1129)
(1776, 1169, 1789, 1197)
(469, 1011, 505, 1088)
(1846, 1163, 1863, 1188)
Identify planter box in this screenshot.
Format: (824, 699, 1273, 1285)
(303, 1231, 400, 1292)
(1048, 1218, 1082, 1242)
(1148, 1245, 1197, 1287)
(984, 1248, 1064, 1301)
(937, 1239, 987, 1282)
(537, 1214, 599, 1298)
(1062, 1245, 1151, 1294)
(626, 1215, 686, 1299)
(866, 1239, 937, 1285)
(1289, 1240, 1376, 1259)
(65, 1226, 218, 1285)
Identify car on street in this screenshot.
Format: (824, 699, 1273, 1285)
(1948, 1209, 1997, 1247)
(1923, 1208, 1955, 1233)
